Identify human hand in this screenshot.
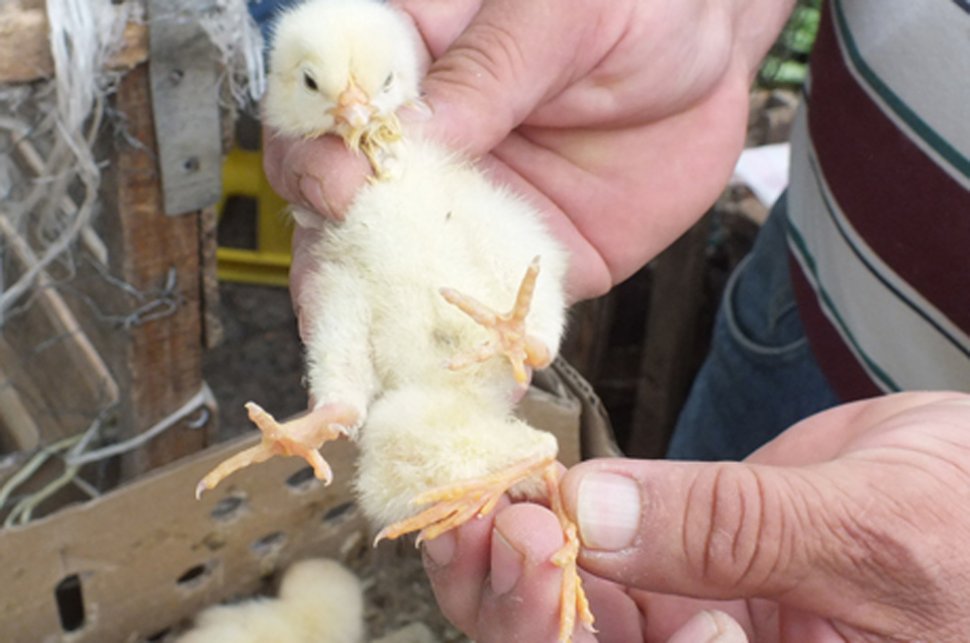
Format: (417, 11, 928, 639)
(421, 392, 970, 641)
(272, 0, 797, 320)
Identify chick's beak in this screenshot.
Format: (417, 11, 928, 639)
(331, 82, 373, 129)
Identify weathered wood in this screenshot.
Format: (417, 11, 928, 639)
(0, 6, 148, 84)
(560, 296, 616, 386)
(90, 64, 210, 478)
(626, 216, 713, 458)
(0, 339, 41, 452)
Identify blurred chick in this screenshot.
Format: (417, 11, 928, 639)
(176, 558, 364, 643)
(197, 0, 591, 639)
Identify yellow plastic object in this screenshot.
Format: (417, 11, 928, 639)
(217, 148, 293, 287)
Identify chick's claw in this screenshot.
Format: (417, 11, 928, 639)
(441, 257, 552, 384)
(194, 401, 357, 499)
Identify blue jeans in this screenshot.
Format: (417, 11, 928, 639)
(666, 196, 840, 461)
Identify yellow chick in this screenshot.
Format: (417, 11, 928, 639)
(176, 558, 364, 643)
(197, 0, 593, 639)
(263, 0, 423, 175)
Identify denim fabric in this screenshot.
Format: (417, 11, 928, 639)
(666, 195, 840, 461)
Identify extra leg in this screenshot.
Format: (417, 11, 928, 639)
(544, 466, 596, 642)
(376, 456, 596, 642)
(375, 455, 556, 545)
(441, 257, 552, 385)
(195, 401, 358, 499)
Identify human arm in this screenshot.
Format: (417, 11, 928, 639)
(269, 0, 797, 304)
(421, 392, 970, 641)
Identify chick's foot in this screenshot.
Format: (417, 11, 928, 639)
(376, 457, 595, 642)
(195, 402, 357, 499)
(441, 256, 552, 385)
(375, 455, 556, 545)
(544, 466, 596, 643)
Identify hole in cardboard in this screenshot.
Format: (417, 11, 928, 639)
(176, 563, 211, 588)
(286, 466, 316, 491)
(55, 574, 85, 632)
(251, 531, 287, 558)
(210, 494, 246, 521)
(323, 501, 355, 524)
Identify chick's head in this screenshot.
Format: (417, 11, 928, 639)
(264, 0, 423, 148)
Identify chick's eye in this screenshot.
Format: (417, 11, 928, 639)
(303, 72, 318, 92)
(382, 73, 394, 91)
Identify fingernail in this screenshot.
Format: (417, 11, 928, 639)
(667, 610, 746, 643)
(490, 529, 522, 595)
(577, 472, 641, 550)
(423, 531, 456, 567)
(298, 174, 330, 216)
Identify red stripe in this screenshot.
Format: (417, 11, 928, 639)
(806, 5, 970, 332)
(790, 255, 883, 401)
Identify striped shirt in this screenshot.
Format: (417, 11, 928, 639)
(786, 0, 970, 399)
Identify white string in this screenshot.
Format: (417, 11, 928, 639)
(199, 0, 267, 108)
(65, 382, 216, 467)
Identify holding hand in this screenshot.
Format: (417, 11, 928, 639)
(270, 0, 796, 309)
(421, 392, 970, 641)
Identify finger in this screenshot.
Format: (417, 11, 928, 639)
(290, 224, 323, 344)
(422, 497, 508, 638)
(747, 391, 968, 465)
(562, 457, 842, 605)
(477, 503, 597, 643)
(666, 610, 748, 643)
(410, 0, 611, 156)
(262, 127, 369, 220)
(560, 395, 970, 629)
(392, 0, 482, 58)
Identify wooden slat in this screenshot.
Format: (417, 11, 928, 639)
(84, 64, 210, 478)
(0, 6, 147, 84)
(626, 216, 713, 458)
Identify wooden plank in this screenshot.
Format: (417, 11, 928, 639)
(626, 215, 713, 458)
(0, 339, 41, 452)
(0, 6, 148, 84)
(90, 64, 210, 478)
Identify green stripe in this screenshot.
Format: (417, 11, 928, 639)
(786, 220, 901, 392)
(832, 0, 970, 178)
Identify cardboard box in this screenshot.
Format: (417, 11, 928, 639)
(0, 360, 609, 642)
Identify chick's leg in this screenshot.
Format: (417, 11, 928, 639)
(544, 466, 596, 642)
(375, 455, 556, 545)
(195, 402, 358, 499)
(441, 257, 552, 385)
(376, 457, 595, 643)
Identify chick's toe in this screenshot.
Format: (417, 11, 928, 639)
(441, 256, 552, 385)
(195, 402, 357, 498)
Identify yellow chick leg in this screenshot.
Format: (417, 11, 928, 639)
(377, 456, 595, 643)
(543, 466, 597, 643)
(440, 256, 552, 385)
(195, 401, 357, 499)
(375, 455, 556, 545)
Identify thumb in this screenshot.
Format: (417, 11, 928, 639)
(407, 0, 600, 155)
(561, 456, 901, 621)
